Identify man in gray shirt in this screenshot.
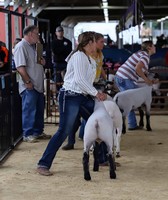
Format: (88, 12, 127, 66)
(14, 25, 51, 143)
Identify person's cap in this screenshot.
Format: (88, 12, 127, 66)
(55, 26, 64, 32)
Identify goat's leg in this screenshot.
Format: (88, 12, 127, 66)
(160, 94, 165, 109)
(146, 114, 152, 131)
(106, 143, 116, 178)
(93, 141, 99, 172)
(108, 154, 116, 179)
(116, 131, 121, 158)
(138, 107, 144, 128)
(113, 128, 121, 158)
(83, 152, 91, 181)
(152, 91, 158, 107)
(122, 116, 126, 134)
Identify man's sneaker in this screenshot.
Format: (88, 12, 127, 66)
(23, 136, 39, 143)
(35, 133, 52, 139)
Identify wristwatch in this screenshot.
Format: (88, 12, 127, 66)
(25, 80, 31, 84)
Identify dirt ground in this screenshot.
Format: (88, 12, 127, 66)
(0, 115, 168, 200)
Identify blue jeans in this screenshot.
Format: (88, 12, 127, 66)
(78, 119, 86, 140)
(114, 76, 138, 129)
(52, 62, 67, 82)
(67, 117, 82, 144)
(67, 118, 85, 144)
(67, 84, 102, 144)
(21, 89, 44, 137)
(38, 89, 95, 169)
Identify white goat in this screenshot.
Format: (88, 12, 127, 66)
(83, 99, 116, 181)
(113, 86, 153, 133)
(103, 100, 123, 157)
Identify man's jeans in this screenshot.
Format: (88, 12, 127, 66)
(114, 76, 138, 129)
(38, 89, 94, 169)
(52, 62, 67, 83)
(21, 89, 44, 137)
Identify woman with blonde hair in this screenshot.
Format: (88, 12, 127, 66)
(93, 32, 107, 83)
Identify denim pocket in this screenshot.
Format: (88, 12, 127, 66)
(118, 77, 125, 85)
(115, 76, 125, 87)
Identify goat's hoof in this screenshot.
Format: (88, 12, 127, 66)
(147, 128, 152, 131)
(139, 123, 144, 127)
(116, 153, 121, 158)
(84, 172, 91, 181)
(93, 163, 99, 171)
(114, 164, 116, 171)
(110, 170, 116, 179)
(122, 130, 126, 134)
(139, 125, 144, 129)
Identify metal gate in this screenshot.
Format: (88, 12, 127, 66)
(0, 8, 51, 162)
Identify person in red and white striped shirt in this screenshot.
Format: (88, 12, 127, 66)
(114, 41, 156, 130)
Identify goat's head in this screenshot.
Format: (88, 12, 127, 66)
(147, 72, 159, 80)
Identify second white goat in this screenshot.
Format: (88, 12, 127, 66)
(113, 86, 153, 133)
(103, 100, 123, 157)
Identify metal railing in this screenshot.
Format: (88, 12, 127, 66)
(43, 68, 168, 125)
(0, 73, 22, 161)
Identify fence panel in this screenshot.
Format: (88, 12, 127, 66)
(0, 74, 12, 160)
(0, 73, 22, 161)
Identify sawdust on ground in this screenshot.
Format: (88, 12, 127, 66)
(0, 115, 168, 200)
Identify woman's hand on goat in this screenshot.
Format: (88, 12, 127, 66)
(145, 78, 159, 85)
(152, 78, 159, 84)
(145, 78, 153, 86)
(96, 92, 107, 101)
